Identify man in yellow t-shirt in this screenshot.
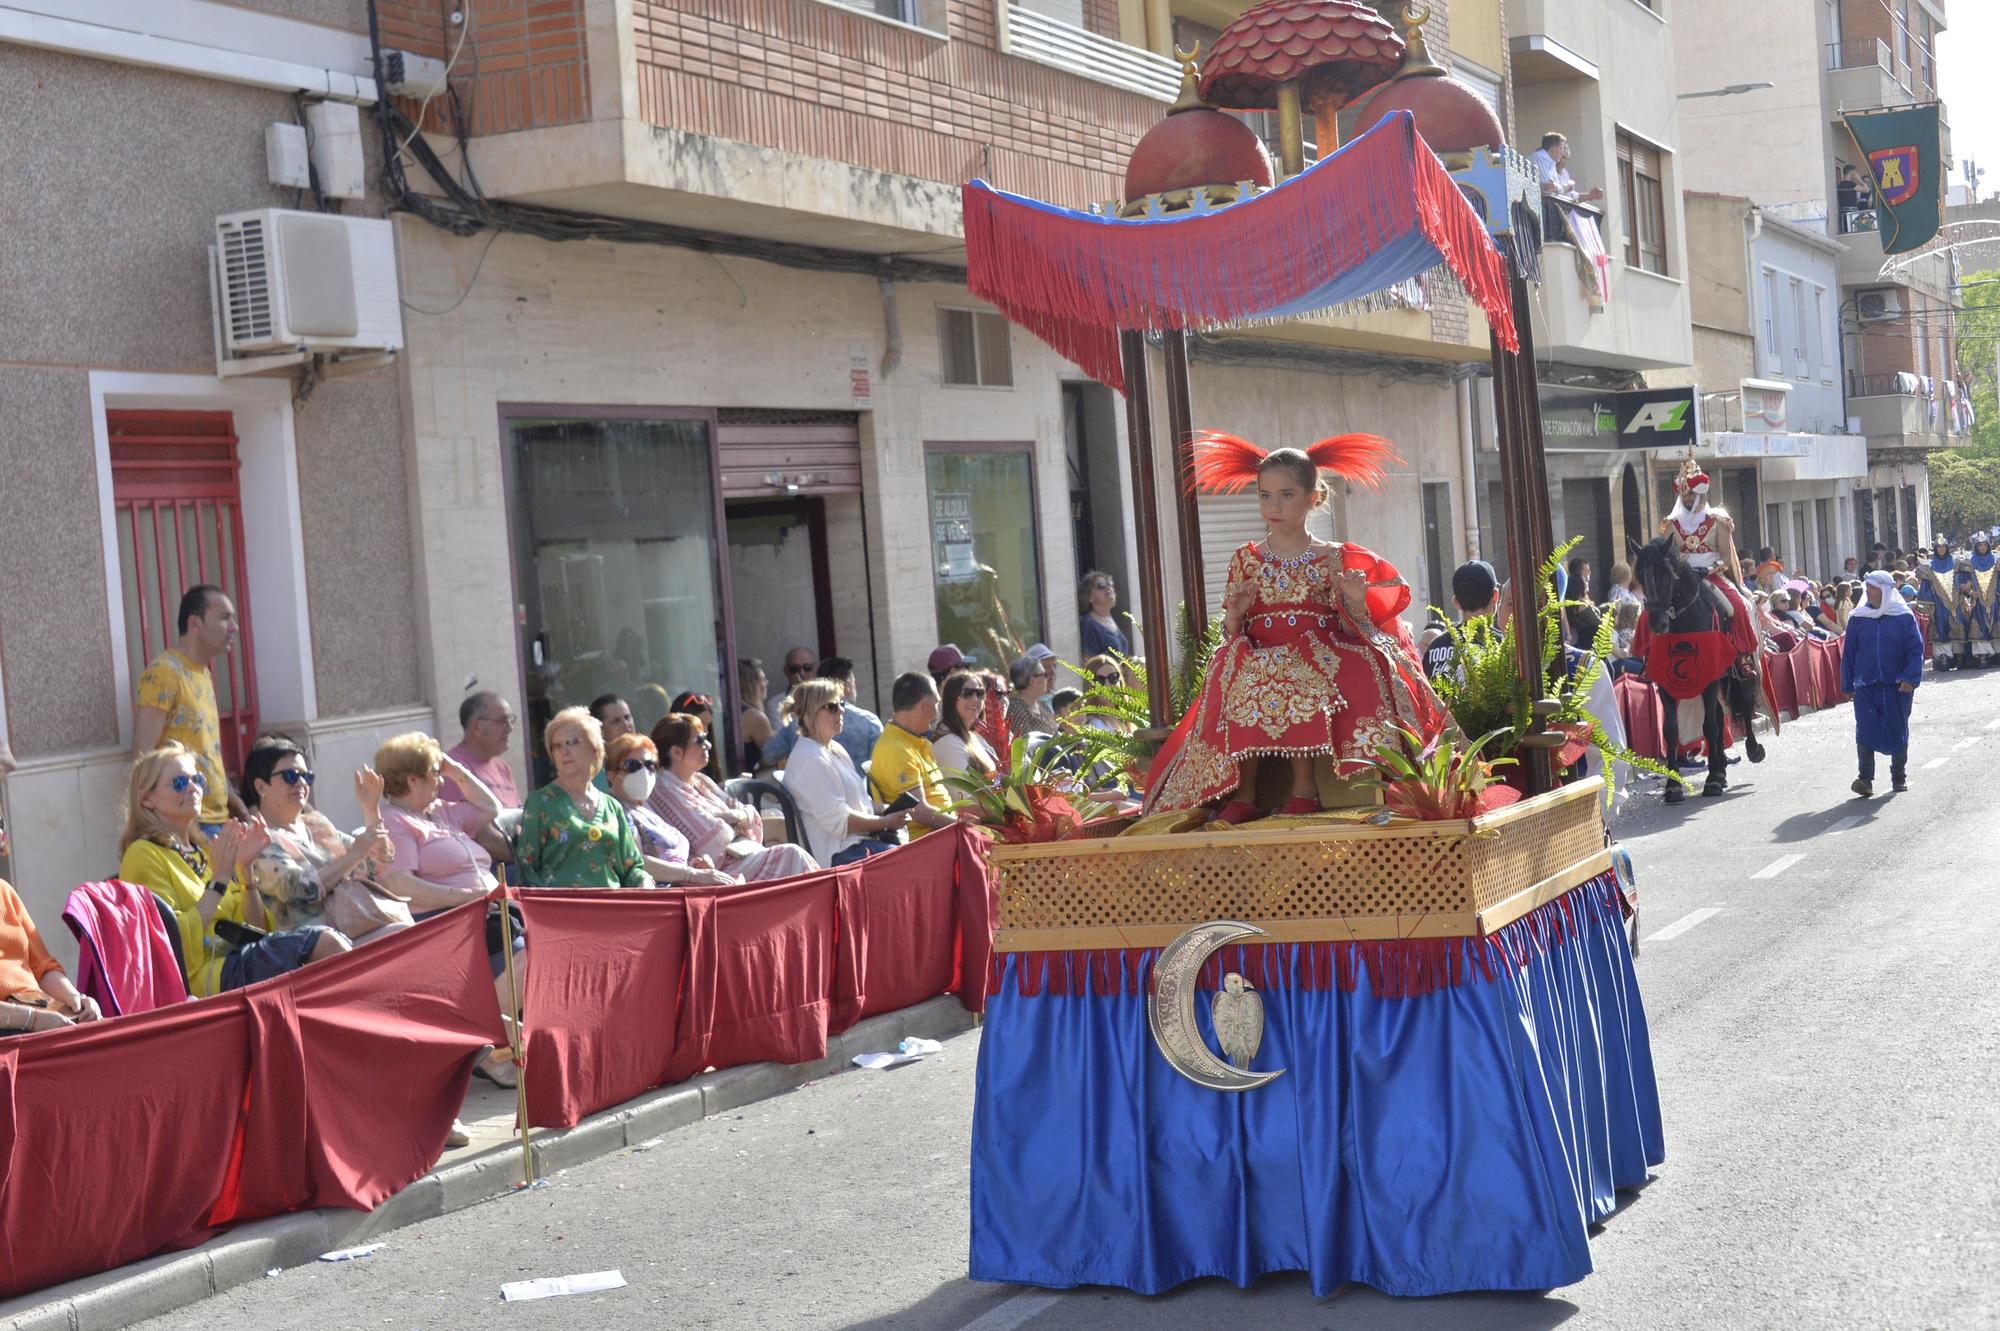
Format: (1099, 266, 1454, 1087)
(868, 672, 969, 840)
(133, 585, 244, 830)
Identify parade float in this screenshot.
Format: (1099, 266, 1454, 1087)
(958, 0, 1662, 1297)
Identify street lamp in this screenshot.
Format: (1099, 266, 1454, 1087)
(1678, 82, 1776, 99)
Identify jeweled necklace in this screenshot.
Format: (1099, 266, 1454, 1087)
(1259, 539, 1320, 571)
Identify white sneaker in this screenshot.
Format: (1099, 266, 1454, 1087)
(446, 1118, 472, 1148)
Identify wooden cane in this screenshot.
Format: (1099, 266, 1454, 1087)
(495, 868, 534, 1187)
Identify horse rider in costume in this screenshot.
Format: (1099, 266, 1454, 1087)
(1917, 535, 1965, 670)
(1659, 452, 1762, 669)
(1969, 533, 1998, 667)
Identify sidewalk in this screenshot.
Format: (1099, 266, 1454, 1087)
(0, 998, 978, 1331)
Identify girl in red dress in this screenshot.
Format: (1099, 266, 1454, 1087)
(1144, 433, 1448, 823)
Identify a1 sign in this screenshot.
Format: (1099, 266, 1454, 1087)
(1614, 386, 1699, 449)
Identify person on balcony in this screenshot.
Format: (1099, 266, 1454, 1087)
(1531, 132, 1604, 231)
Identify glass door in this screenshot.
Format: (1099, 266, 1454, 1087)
(926, 445, 1045, 671)
(508, 414, 730, 785)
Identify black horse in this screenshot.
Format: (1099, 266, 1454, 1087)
(1629, 537, 1765, 803)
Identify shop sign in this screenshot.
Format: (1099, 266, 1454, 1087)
(1613, 386, 1699, 450)
(932, 491, 977, 583)
(1740, 380, 1791, 434)
(1536, 385, 1618, 450)
(850, 342, 873, 408)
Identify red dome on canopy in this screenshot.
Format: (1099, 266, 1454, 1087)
(1197, 0, 1404, 110)
(1123, 105, 1275, 201)
(1348, 71, 1506, 154)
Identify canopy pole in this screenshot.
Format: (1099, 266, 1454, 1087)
(1488, 264, 1557, 795)
(1162, 328, 1207, 639)
(1121, 330, 1175, 728)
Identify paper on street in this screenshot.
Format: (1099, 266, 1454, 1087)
(500, 1270, 628, 1302)
(318, 1244, 381, 1262)
(852, 1052, 923, 1070)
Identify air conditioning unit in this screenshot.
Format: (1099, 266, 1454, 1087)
(1854, 288, 1905, 323)
(214, 209, 403, 356)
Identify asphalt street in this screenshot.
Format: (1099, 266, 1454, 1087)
(142, 667, 2000, 1331)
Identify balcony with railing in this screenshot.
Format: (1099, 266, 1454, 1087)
(1845, 373, 1972, 449)
(1531, 202, 1692, 371)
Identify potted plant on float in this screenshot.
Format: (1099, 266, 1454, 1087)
(1064, 602, 1224, 795)
(1426, 537, 1677, 801)
(939, 732, 1119, 844)
(1361, 724, 1520, 819)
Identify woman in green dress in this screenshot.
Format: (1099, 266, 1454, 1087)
(516, 706, 651, 889)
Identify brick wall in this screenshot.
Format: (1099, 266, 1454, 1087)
(375, 0, 592, 136)
(633, 0, 1161, 207)
(1082, 0, 1121, 39)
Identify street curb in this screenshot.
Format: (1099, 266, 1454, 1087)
(0, 997, 979, 1331)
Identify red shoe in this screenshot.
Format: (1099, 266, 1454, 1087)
(1277, 795, 1322, 817)
(1214, 799, 1265, 825)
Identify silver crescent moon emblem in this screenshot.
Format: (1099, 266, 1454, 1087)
(1148, 920, 1285, 1092)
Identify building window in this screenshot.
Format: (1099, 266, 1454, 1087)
(1813, 285, 1832, 378)
(1616, 132, 1668, 276)
(820, 0, 943, 33)
(109, 409, 261, 775)
(1790, 278, 1809, 377)
(1761, 268, 1780, 369)
(926, 445, 1044, 669)
(939, 308, 1014, 387)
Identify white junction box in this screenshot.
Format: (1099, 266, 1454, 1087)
(381, 48, 449, 100)
(215, 209, 403, 356)
(304, 100, 366, 199)
(266, 122, 310, 189)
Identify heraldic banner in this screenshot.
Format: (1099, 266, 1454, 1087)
(1844, 104, 1943, 255)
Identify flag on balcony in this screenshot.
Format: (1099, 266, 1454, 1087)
(961, 111, 1517, 392)
(1842, 105, 1943, 255)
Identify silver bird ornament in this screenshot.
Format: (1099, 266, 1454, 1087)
(1211, 972, 1264, 1071)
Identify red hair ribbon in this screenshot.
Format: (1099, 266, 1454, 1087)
(1188, 431, 1402, 495)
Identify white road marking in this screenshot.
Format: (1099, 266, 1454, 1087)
(1824, 815, 1863, 834)
(1954, 736, 1980, 750)
(1924, 756, 1950, 770)
(1752, 853, 1806, 880)
(959, 1294, 1064, 1331)
(1644, 907, 1723, 943)
(1987, 718, 2000, 732)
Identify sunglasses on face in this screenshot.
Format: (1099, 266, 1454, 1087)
(621, 758, 660, 774)
(959, 686, 987, 699)
(276, 769, 315, 787)
(785, 664, 814, 677)
(1094, 673, 1121, 686)
(171, 772, 206, 793)
(822, 702, 846, 716)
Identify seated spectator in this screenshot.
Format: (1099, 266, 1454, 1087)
(238, 736, 408, 952)
(978, 668, 1012, 757)
(1610, 600, 1642, 676)
(1078, 570, 1132, 658)
(927, 643, 966, 687)
(1751, 548, 1786, 593)
(652, 713, 817, 880)
(588, 694, 636, 793)
(517, 707, 650, 889)
(1006, 647, 1061, 739)
(374, 731, 522, 1089)
(1769, 589, 1831, 639)
(737, 660, 773, 775)
(771, 647, 817, 725)
(670, 692, 724, 781)
(870, 672, 975, 841)
(443, 690, 521, 809)
(119, 744, 348, 995)
(605, 733, 738, 886)
(932, 669, 999, 780)
(1, 815, 101, 1033)
(1607, 561, 1640, 605)
(1050, 687, 1083, 722)
(779, 680, 910, 867)
(760, 656, 883, 773)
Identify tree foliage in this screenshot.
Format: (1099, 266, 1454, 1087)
(1926, 451, 2000, 538)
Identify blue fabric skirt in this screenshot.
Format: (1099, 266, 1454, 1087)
(969, 873, 1663, 1297)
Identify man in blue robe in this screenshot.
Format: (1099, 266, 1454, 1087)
(1969, 535, 1997, 667)
(1916, 536, 1962, 669)
(1842, 570, 1924, 798)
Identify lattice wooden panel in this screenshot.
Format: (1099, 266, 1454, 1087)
(991, 781, 1605, 940)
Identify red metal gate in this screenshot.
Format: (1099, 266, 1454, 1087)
(108, 410, 260, 776)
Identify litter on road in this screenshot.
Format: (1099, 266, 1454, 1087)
(317, 1244, 381, 1262)
(499, 1270, 628, 1302)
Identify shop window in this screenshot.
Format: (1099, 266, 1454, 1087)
(926, 445, 1044, 670)
(1616, 132, 1668, 276)
(939, 308, 1014, 387)
(108, 409, 259, 774)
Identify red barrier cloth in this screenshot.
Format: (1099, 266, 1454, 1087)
(0, 902, 500, 1298)
(518, 889, 688, 1130)
(1764, 646, 1801, 720)
(953, 828, 997, 1015)
(834, 831, 962, 1026)
(1613, 673, 1668, 762)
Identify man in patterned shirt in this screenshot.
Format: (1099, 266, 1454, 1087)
(133, 584, 245, 832)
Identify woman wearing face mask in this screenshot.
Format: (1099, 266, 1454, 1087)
(605, 734, 739, 886)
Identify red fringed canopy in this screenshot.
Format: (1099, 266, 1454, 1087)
(962, 111, 1516, 392)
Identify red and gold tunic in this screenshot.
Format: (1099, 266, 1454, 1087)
(1143, 540, 1447, 813)
(1663, 506, 1759, 656)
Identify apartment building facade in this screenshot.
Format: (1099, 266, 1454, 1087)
(0, 2, 430, 956)
(1499, 0, 1696, 587)
(1674, 0, 1964, 554)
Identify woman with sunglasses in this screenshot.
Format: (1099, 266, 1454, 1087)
(1078, 570, 1131, 659)
(932, 669, 998, 781)
(118, 743, 349, 996)
(236, 736, 407, 964)
(606, 733, 739, 886)
(649, 712, 817, 880)
(517, 708, 651, 890)
(670, 691, 724, 781)
(778, 680, 909, 867)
